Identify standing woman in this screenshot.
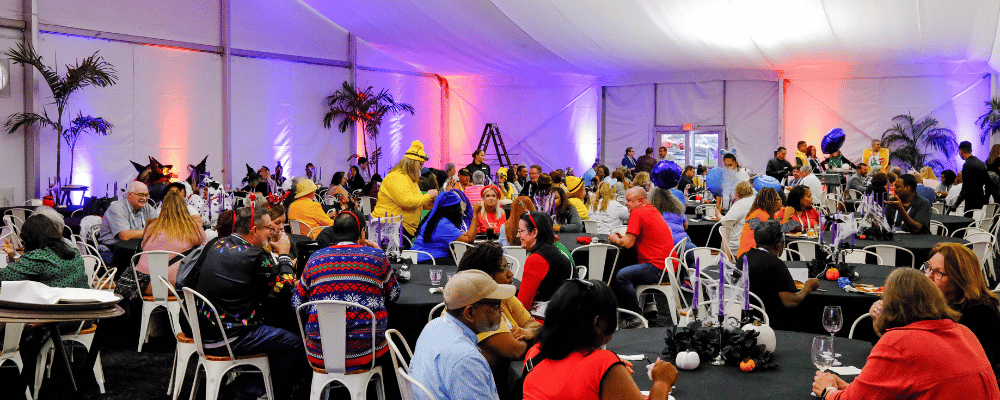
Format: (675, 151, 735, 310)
(774, 186, 820, 234)
(136, 192, 207, 288)
(273, 162, 286, 188)
(501, 196, 536, 247)
(621, 147, 637, 171)
(820, 150, 856, 171)
(476, 185, 507, 234)
(516, 211, 573, 318)
(371, 140, 439, 238)
(737, 187, 798, 257)
(806, 146, 823, 173)
(466, 149, 491, 183)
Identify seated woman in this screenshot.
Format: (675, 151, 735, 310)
(937, 169, 957, 198)
(458, 242, 541, 369)
(346, 165, 366, 193)
(946, 172, 964, 208)
(501, 196, 537, 246)
(476, 185, 507, 235)
(287, 178, 333, 239)
(522, 279, 678, 400)
(650, 187, 695, 255)
(814, 268, 999, 399)
(870, 243, 1000, 379)
(920, 166, 940, 193)
(549, 188, 583, 233)
(496, 167, 517, 203)
(587, 182, 630, 235)
(517, 211, 573, 318)
(1, 214, 88, 288)
(610, 170, 628, 202)
(136, 192, 207, 290)
(411, 191, 479, 264)
(737, 187, 798, 257)
(329, 171, 347, 190)
(774, 186, 820, 234)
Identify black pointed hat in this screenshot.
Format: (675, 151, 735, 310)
(243, 163, 262, 183)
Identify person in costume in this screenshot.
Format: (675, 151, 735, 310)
(862, 138, 890, 173)
(371, 140, 439, 238)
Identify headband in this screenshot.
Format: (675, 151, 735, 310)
(525, 211, 537, 231)
(233, 194, 258, 233)
(336, 210, 363, 239)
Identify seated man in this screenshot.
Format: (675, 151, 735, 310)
(885, 174, 932, 234)
(742, 220, 819, 330)
(293, 211, 399, 394)
(795, 166, 824, 202)
(97, 181, 158, 265)
(193, 201, 307, 400)
(465, 170, 486, 205)
(609, 187, 676, 328)
(847, 163, 870, 193)
(409, 270, 515, 400)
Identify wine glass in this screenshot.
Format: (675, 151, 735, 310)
(823, 306, 844, 362)
(811, 336, 834, 372)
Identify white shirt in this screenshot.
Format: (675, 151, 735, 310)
(946, 183, 963, 207)
(720, 196, 755, 251)
(797, 173, 824, 203)
(587, 200, 631, 235)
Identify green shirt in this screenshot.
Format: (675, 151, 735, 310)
(0, 247, 89, 289)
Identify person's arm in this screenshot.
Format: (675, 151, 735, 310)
(447, 355, 502, 400)
(778, 278, 819, 308)
(609, 232, 638, 249)
(0, 251, 35, 281)
(885, 198, 922, 233)
(479, 331, 528, 360)
(816, 340, 905, 400)
(556, 207, 583, 233)
(385, 175, 435, 210)
(843, 158, 857, 169)
(307, 202, 335, 226)
(517, 254, 549, 307)
(380, 256, 401, 303)
(456, 203, 482, 243)
(601, 359, 677, 400)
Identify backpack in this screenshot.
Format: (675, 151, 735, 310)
(176, 237, 221, 293)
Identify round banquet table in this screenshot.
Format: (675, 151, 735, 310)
(384, 263, 459, 345)
(685, 215, 724, 248)
(510, 327, 873, 400)
(789, 231, 966, 268)
(782, 261, 890, 341)
(927, 213, 975, 233)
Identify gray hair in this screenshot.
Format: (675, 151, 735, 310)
(445, 162, 456, 173)
(472, 170, 486, 185)
(33, 206, 66, 233)
(649, 187, 684, 216)
(798, 165, 811, 173)
(126, 181, 147, 194)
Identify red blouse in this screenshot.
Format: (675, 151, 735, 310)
(523, 344, 623, 400)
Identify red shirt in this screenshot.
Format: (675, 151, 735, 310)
(523, 344, 623, 400)
(830, 319, 999, 400)
(774, 207, 820, 233)
(626, 203, 676, 271)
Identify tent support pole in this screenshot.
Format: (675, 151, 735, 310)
(22, 0, 38, 200)
(220, 0, 232, 189)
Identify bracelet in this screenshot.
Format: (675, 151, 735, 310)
(820, 386, 836, 399)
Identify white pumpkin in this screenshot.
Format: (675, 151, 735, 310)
(674, 351, 701, 370)
(742, 322, 776, 352)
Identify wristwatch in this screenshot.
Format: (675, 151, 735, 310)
(820, 386, 837, 399)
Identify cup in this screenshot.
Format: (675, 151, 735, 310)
(429, 269, 443, 285)
(446, 272, 456, 284)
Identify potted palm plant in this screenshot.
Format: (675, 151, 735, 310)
(881, 114, 957, 173)
(976, 98, 1000, 144)
(323, 81, 414, 176)
(3, 43, 117, 185)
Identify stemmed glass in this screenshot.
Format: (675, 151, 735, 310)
(811, 336, 834, 372)
(823, 306, 843, 363)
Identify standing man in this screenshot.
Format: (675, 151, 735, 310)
(608, 187, 676, 329)
(621, 147, 637, 171)
(952, 141, 988, 213)
(635, 147, 658, 173)
(847, 163, 871, 193)
(861, 139, 890, 173)
(766, 147, 795, 184)
(515, 164, 529, 193)
(886, 174, 932, 234)
(193, 202, 307, 400)
(794, 141, 809, 168)
(97, 181, 158, 265)
(409, 270, 514, 400)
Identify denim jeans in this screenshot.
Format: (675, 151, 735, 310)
(614, 262, 664, 313)
(204, 324, 308, 400)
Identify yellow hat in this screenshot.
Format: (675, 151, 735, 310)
(565, 176, 584, 194)
(295, 179, 318, 198)
(497, 167, 508, 176)
(404, 140, 429, 162)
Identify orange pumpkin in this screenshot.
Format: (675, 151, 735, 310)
(825, 268, 840, 280)
(740, 358, 756, 372)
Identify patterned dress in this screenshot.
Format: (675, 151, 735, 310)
(292, 244, 400, 370)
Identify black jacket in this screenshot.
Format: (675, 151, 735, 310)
(766, 158, 794, 182)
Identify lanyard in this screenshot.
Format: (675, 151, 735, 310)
(894, 205, 912, 227)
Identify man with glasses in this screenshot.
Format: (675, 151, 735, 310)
(192, 200, 306, 400)
(410, 270, 515, 400)
(97, 181, 159, 264)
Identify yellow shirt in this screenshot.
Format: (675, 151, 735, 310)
(569, 197, 589, 220)
(287, 196, 333, 239)
(861, 148, 890, 172)
(371, 170, 433, 236)
(795, 151, 808, 167)
(476, 297, 535, 342)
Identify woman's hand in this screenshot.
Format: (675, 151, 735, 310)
(473, 202, 483, 215)
(868, 299, 883, 319)
(812, 371, 848, 397)
(2, 239, 15, 260)
(650, 358, 679, 387)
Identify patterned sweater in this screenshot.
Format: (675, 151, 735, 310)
(0, 247, 88, 289)
(292, 243, 400, 370)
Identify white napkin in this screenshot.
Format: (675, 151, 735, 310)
(829, 365, 863, 376)
(789, 268, 809, 282)
(0, 281, 118, 304)
(619, 354, 645, 361)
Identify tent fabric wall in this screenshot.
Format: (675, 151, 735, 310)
(231, 0, 350, 60)
(602, 85, 655, 164)
(39, 0, 220, 46)
(725, 80, 780, 174)
(655, 81, 724, 126)
(446, 75, 600, 174)
(783, 74, 992, 172)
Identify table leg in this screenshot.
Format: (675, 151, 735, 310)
(47, 324, 78, 393)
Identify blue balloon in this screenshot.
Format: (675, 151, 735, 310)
(754, 175, 782, 192)
(706, 167, 725, 197)
(651, 160, 682, 190)
(821, 128, 846, 154)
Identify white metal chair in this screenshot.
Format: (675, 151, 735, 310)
(844, 189, 862, 200)
(3, 215, 23, 249)
(4, 208, 31, 231)
(862, 244, 915, 268)
(33, 321, 106, 398)
(683, 247, 726, 271)
(786, 240, 818, 262)
(131, 251, 184, 352)
(616, 308, 649, 329)
(397, 367, 438, 400)
(503, 246, 528, 281)
(841, 249, 884, 265)
(308, 226, 326, 239)
(358, 196, 376, 217)
(400, 250, 435, 265)
(952, 226, 989, 239)
(503, 254, 520, 280)
(636, 257, 684, 325)
(931, 202, 945, 214)
(570, 243, 620, 284)
(159, 276, 198, 400)
(385, 330, 414, 398)
(183, 287, 275, 400)
(448, 241, 473, 264)
(428, 302, 446, 323)
(717, 221, 737, 262)
(295, 300, 385, 400)
(289, 220, 313, 236)
(929, 220, 949, 236)
(703, 220, 723, 248)
(967, 240, 993, 280)
(582, 220, 609, 234)
(779, 248, 803, 261)
(848, 314, 872, 339)
(0, 323, 31, 400)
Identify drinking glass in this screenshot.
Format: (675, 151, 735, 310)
(811, 336, 834, 372)
(823, 306, 844, 361)
(429, 269, 443, 286)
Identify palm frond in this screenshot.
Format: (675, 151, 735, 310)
(922, 127, 958, 157)
(56, 52, 118, 101)
(925, 160, 952, 175)
(5, 43, 62, 98)
(977, 98, 1000, 144)
(4, 112, 56, 134)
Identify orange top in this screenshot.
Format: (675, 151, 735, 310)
(738, 208, 772, 258)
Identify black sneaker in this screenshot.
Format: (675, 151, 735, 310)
(620, 316, 646, 329)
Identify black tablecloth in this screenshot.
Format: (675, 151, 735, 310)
(792, 231, 966, 267)
(603, 327, 872, 399)
(110, 238, 142, 275)
(930, 214, 975, 233)
(783, 262, 890, 341)
(385, 263, 461, 345)
(686, 216, 723, 248)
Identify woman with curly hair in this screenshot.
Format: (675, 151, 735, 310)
(737, 187, 797, 257)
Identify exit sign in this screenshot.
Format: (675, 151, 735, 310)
(682, 123, 694, 130)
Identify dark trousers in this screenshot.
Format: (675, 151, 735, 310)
(204, 325, 309, 400)
(612, 262, 662, 313)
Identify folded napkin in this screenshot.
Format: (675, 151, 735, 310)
(0, 281, 119, 305)
(576, 236, 592, 245)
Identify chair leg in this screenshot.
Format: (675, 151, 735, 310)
(137, 302, 155, 352)
(172, 346, 194, 400)
(33, 342, 53, 400)
(188, 363, 203, 400)
(93, 352, 105, 393)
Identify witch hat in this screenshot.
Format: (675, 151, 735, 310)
(243, 164, 261, 183)
(131, 160, 145, 173)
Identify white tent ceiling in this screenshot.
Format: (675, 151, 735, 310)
(306, 0, 1000, 77)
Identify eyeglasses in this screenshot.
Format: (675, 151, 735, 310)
(474, 301, 502, 312)
(256, 224, 281, 233)
(499, 261, 512, 272)
(920, 262, 947, 280)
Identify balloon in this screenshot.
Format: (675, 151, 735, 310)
(753, 175, 782, 192)
(650, 160, 682, 189)
(821, 128, 846, 154)
(706, 167, 725, 196)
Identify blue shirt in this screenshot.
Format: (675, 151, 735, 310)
(582, 168, 597, 185)
(621, 156, 637, 169)
(916, 184, 938, 203)
(410, 313, 500, 400)
(661, 211, 690, 247)
(411, 219, 464, 262)
(670, 188, 687, 205)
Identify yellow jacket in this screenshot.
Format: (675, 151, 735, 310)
(569, 197, 589, 220)
(861, 148, 890, 172)
(287, 197, 333, 239)
(371, 170, 433, 235)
